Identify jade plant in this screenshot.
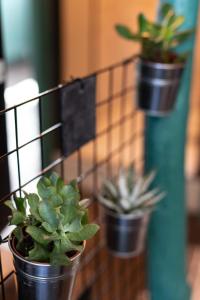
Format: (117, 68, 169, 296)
(115, 3, 193, 63)
(98, 167, 165, 214)
(6, 173, 99, 266)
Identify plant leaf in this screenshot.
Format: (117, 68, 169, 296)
(133, 188, 161, 207)
(160, 3, 174, 19)
(13, 227, 24, 242)
(98, 195, 123, 213)
(10, 211, 25, 225)
(49, 194, 63, 207)
(38, 201, 59, 230)
(60, 181, 80, 204)
(37, 178, 56, 199)
(26, 193, 42, 222)
(50, 253, 70, 266)
(79, 198, 92, 208)
(14, 197, 27, 214)
(115, 24, 140, 41)
(26, 225, 54, 246)
(5, 200, 16, 211)
(28, 242, 49, 262)
(172, 29, 194, 46)
(138, 14, 149, 34)
(143, 191, 166, 207)
(141, 170, 156, 193)
(118, 169, 129, 199)
(42, 222, 55, 233)
(67, 224, 99, 242)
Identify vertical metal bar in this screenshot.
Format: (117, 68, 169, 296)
(119, 63, 128, 168)
(106, 68, 113, 177)
(92, 117, 103, 300)
(14, 107, 22, 196)
(38, 97, 44, 170)
(0, 1, 10, 229)
(77, 148, 89, 297)
(106, 67, 120, 300)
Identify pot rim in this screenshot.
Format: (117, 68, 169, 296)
(102, 205, 151, 220)
(138, 57, 185, 70)
(8, 233, 86, 267)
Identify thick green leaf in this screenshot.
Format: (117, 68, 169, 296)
(26, 226, 53, 246)
(67, 224, 99, 242)
(60, 183, 80, 205)
(14, 197, 26, 214)
(79, 198, 91, 208)
(54, 237, 83, 253)
(38, 201, 59, 230)
(27, 193, 42, 222)
(115, 24, 140, 41)
(61, 205, 85, 232)
(172, 29, 194, 46)
(37, 178, 56, 199)
(61, 204, 80, 223)
(160, 3, 174, 19)
(138, 14, 149, 34)
(49, 194, 63, 207)
(49, 172, 60, 186)
(50, 253, 70, 266)
(42, 222, 55, 233)
(28, 242, 49, 262)
(169, 15, 185, 30)
(10, 211, 25, 225)
(5, 200, 15, 211)
(13, 227, 24, 242)
(63, 218, 83, 233)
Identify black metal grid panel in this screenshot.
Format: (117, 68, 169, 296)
(0, 55, 147, 300)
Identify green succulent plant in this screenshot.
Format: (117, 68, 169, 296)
(6, 173, 99, 266)
(98, 167, 165, 214)
(115, 3, 193, 63)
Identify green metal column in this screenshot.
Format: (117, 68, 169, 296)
(145, 1, 199, 299)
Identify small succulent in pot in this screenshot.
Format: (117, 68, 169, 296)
(98, 167, 165, 258)
(115, 3, 194, 116)
(6, 172, 99, 300)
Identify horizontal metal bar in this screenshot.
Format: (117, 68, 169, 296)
(0, 55, 138, 116)
(0, 122, 62, 162)
(96, 85, 135, 107)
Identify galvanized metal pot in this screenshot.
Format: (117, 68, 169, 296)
(104, 209, 150, 258)
(9, 236, 85, 300)
(136, 58, 185, 117)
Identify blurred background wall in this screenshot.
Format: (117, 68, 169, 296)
(60, 0, 200, 179)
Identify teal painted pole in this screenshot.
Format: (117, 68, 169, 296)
(145, 1, 199, 299)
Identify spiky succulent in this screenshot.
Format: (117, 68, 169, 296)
(6, 173, 99, 266)
(115, 3, 193, 63)
(98, 167, 165, 214)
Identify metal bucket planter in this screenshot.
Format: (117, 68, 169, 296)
(104, 208, 150, 258)
(136, 58, 185, 117)
(9, 236, 85, 300)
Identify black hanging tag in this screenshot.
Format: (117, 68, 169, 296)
(61, 75, 96, 157)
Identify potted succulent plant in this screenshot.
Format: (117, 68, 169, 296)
(5, 172, 99, 300)
(115, 3, 193, 116)
(98, 167, 165, 258)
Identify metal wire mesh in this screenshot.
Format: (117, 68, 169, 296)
(0, 55, 147, 300)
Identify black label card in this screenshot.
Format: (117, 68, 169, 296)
(61, 76, 96, 157)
